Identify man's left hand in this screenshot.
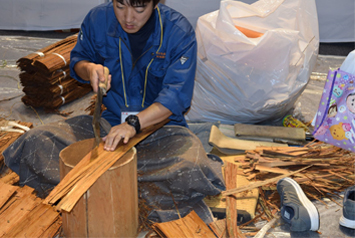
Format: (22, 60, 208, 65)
(102, 122, 136, 151)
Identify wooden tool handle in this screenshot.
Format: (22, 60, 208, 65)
(99, 66, 109, 94)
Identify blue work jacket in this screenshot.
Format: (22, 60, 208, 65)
(70, 2, 197, 127)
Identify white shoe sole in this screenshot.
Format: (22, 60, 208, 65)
(282, 177, 320, 231)
(340, 215, 355, 229)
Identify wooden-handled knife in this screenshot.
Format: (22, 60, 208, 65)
(91, 66, 109, 160)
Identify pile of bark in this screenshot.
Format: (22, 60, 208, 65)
(17, 34, 92, 111)
(0, 120, 62, 238)
(221, 141, 355, 237)
(242, 141, 354, 197)
(0, 171, 62, 238)
(145, 141, 355, 237)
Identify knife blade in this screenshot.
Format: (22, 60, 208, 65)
(91, 66, 109, 160)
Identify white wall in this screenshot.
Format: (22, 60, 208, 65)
(0, 0, 108, 31)
(0, 0, 353, 42)
(164, 0, 355, 43)
(162, 0, 221, 29)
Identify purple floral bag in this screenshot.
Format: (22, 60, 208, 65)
(313, 69, 355, 152)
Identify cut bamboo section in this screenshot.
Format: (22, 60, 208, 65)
(151, 210, 216, 238)
(43, 119, 169, 212)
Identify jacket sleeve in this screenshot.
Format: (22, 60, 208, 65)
(69, 10, 99, 84)
(154, 26, 197, 124)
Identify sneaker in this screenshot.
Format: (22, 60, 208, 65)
(339, 186, 355, 229)
(277, 177, 320, 232)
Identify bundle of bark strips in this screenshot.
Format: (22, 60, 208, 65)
(17, 34, 92, 110)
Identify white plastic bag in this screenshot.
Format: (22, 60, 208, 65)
(340, 50, 355, 75)
(185, 0, 319, 124)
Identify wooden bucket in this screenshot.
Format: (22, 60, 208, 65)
(59, 138, 138, 237)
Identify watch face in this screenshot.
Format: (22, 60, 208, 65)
(128, 115, 138, 124)
(126, 115, 140, 133)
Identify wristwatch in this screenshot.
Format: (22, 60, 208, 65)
(125, 115, 141, 134)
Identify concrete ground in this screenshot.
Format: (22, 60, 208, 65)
(0, 30, 354, 237)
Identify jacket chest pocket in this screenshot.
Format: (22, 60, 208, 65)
(148, 58, 168, 81)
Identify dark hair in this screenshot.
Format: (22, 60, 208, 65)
(115, 0, 160, 7)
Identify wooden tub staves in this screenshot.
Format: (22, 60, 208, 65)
(59, 138, 138, 237)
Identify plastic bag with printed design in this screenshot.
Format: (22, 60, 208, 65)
(313, 68, 355, 152)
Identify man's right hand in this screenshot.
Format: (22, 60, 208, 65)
(74, 61, 112, 93)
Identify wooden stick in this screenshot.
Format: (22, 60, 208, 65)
(254, 214, 280, 238)
(254, 165, 291, 175)
(225, 162, 238, 238)
(225, 162, 246, 238)
(222, 165, 312, 197)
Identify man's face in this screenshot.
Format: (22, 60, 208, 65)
(113, 0, 155, 34)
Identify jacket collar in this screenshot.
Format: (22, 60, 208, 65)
(151, 4, 163, 47)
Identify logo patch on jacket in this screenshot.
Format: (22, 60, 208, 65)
(156, 52, 166, 59)
(180, 56, 188, 65)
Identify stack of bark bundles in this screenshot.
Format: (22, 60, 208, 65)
(17, 34, 92, 110)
